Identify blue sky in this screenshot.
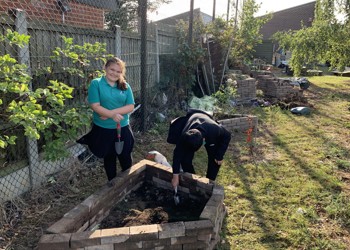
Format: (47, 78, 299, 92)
(148, 0, 315, 21)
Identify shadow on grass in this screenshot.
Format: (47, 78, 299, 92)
(221, 134, 293, 249)
(263, 125, 342, 192)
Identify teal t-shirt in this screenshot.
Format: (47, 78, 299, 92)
(88, 76, 135, 129)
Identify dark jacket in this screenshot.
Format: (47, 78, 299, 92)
(168, 110, 231, 174)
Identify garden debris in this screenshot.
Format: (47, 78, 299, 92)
(156, 112, 166, 122)
(188, 95, 216, 114)
(331, 66, 350, 77)
(224, 70, 250, 82)
(290, 106, 311, 115)
(289, 77, 310, 90)
(146, 151, 171, 168)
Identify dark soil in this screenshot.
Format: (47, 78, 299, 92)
(99, 182, 208, 229)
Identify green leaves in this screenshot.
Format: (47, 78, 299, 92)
(0, 54, 31, 93)
(0, 29, 30, 48)
(273, 0, 350, 76)
(0, 32, 110, 161)
(212, 84, 237, 115)
(205, 1, 271, 65)
(175, 19, 207, 95)
(0, 135, 16, 149)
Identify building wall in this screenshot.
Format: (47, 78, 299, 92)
(253, 41, 274, 64)
(0, 0, 105, 29)
(254, 2, 315, 64)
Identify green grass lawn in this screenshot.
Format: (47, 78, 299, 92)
(213, 76, 350, 249)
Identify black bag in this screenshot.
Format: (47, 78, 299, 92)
(166, 109, 213, 144)
(166, 116, 187, 144)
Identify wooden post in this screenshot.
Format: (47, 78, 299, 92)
(140, 0, 148, 132)
(155, 24, 160, 83)
(219, 0, 239, 88)
(227, 0, 231, 22)
(188, 0, 194, 47)
(206, 34, 215, 93)
(212, 0, 216, 21)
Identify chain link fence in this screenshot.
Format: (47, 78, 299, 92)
(0, 0, 181, 203)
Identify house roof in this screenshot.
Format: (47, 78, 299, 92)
(154, 8, 212, 26)
(259, 1, 316, 40)
(75, 0, 118, 10)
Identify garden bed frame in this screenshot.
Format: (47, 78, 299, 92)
(38, 160, 226, 250)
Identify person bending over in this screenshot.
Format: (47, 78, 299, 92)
(167, 109, 231, 188)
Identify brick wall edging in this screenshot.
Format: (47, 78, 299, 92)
(38, 160, 227, 250)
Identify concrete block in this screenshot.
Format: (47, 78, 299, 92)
(182, 241, 208, 249)
(85, 244, 114, 250)
(38, 233, 71, 250)
(46, 217, 77, 234)
(129, 224, 159, 241)
(184, 220, 213, 236)
(113, 241, 142, 249)
(171, 235, 197, 245)
(159, 222, 185, 239)
(142, 238, 171, 248)
(71, 230, 102, 248)
(100, 227, 130, 244)
(200, 205, 219, 224)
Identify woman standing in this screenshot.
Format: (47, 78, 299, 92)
(78, 57, 135, 181)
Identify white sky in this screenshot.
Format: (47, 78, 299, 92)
(148, 0, 316, 21)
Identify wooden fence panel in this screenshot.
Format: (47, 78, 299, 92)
(155, 23, 178, 55)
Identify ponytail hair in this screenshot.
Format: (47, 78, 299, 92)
(105, 57, 127, 90)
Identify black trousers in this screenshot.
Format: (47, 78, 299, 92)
(103, 125, 134, 180)
(180, 145, 220, 181)
(77, 124, 134, 181)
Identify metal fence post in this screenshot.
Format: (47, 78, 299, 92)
(155, 24, 160, 83)
(14, 9, 40, 189)
(115, 25, 121, 58)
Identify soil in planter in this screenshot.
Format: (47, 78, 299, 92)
(98, 181, 208, 229)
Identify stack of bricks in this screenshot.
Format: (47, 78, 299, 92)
(38, 160, 227, 250)
(256, 75, 301, 98)
(218, 114, 258, 136)
(250, 70, 274, 79)
(227, 69, 242, 75)
(235, 77, 257, 102)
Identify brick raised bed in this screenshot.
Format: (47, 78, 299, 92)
(218, 114, 258, 137)
(256, 75, 301, 98)
(235, 78, 257, 102)
(38, 160, 226, 250)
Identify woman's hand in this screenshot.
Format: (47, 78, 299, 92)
(99, 114, 124, 122)
(171, 174, 179, 188)
(112, 113, 124, 123)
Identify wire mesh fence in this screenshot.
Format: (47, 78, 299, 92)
(0, 0, 180, 203)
